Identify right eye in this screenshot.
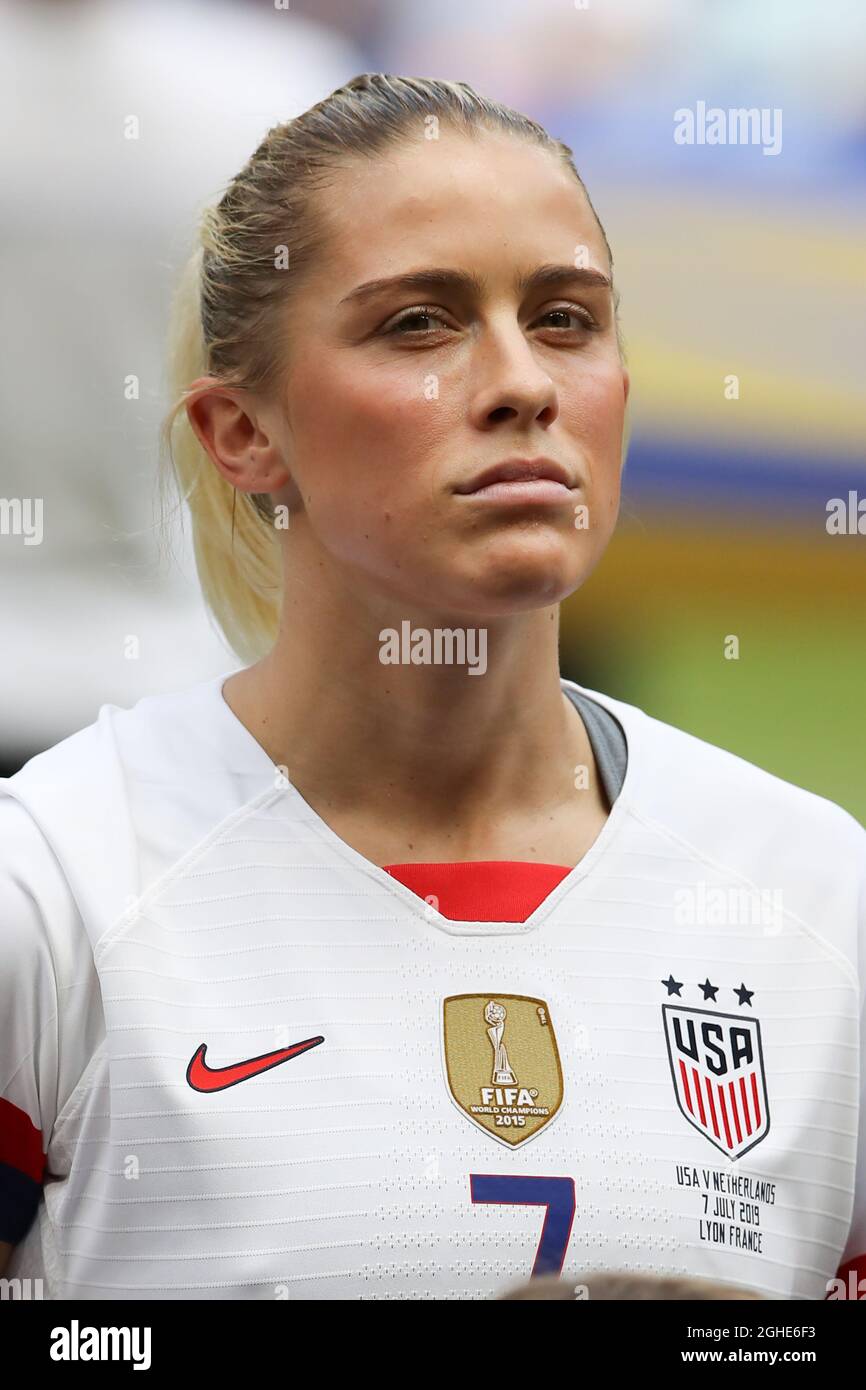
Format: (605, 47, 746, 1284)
(383, 307, 451, 336)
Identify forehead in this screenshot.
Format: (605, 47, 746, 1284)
(312, 128, 609, 289)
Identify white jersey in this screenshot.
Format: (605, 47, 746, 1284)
(1, 669, 865, 1300)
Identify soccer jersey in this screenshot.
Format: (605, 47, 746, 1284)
(1, 670, 865, 1300)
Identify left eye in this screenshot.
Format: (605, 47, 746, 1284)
(386, 308, 448, 334)
(536, 307, 595, 331)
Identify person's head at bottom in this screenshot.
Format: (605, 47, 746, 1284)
(499, 1271, 765, 1299)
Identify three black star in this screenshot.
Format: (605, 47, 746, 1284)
(661, 975, 754, 1006)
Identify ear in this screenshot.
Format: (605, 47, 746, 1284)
(185, 379, 288, 496)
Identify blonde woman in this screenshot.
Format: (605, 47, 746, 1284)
(1, 75, 864, 1302)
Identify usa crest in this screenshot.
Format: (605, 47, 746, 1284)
(442, 994, 563, 1148)
(663, 1003, 770, 1159)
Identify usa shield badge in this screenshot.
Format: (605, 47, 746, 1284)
(663, 1004, 770, 1159)
(442, 994, 564, 1148)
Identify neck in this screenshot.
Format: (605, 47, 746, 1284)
(222, 563, 595, 840)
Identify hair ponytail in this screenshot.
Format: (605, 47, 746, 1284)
(158, 240, 282, 666)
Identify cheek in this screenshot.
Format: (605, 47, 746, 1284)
(288, 357, 449, 498)
(565, 362, 626, 459)
(560, 364, 625, 530)
(284, 358, 453, 564)
(288, 359, 390, 464)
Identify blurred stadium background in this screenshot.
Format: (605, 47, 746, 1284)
(1, 0, 864, 820)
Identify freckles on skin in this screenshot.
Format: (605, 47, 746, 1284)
(559, 362, 625, 524)
(282, 345, 456, 572)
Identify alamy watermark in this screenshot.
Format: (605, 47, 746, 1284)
(674, 884, 785, 934)
(826, 491, 865, 535)
(674, 102, 782, 156)
(379, 621, 487, 675)
(49, 1320, 151, 1370)
(1, 1275, 45, 1299)
(0, 497, 43, 544)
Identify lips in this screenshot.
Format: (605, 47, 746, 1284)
(455, 458, 573, 495)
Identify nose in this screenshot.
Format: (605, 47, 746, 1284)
(468, 323, 559, 432)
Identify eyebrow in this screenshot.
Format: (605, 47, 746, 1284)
(339, 263, 613, 308)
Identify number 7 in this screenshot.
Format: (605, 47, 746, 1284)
(470, 1174, 576, 1277)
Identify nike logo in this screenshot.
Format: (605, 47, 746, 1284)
(186, 1036, 325, 1092)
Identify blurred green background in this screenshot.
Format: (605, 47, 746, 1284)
(563, 513, 865, 823)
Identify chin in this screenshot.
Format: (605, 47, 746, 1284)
(442, 559, 588, 616)
(470, 537, 599, 602)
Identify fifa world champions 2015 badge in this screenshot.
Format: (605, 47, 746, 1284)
(442, 994, 563, 1148)
(661, 973, 770, 1159)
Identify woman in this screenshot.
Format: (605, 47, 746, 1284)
(1, 74, 864, 1302)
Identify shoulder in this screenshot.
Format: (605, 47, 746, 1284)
(5, 672, 238, 801)
(569, 680, 866, 959)
(0, 693, 154, 941)
(0, 670, 275, 945)
(575, 681, 865, 854)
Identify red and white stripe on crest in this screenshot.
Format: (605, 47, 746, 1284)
(677, 1056, 763, 1152)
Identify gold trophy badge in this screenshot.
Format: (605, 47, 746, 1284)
(442, 994, 564, 1148)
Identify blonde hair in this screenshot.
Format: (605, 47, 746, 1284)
(158, 73, 620, 665)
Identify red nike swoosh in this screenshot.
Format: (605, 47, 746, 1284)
(186, 1037, 325, 1092)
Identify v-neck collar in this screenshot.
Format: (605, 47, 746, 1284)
(207, 666, 641, 936)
